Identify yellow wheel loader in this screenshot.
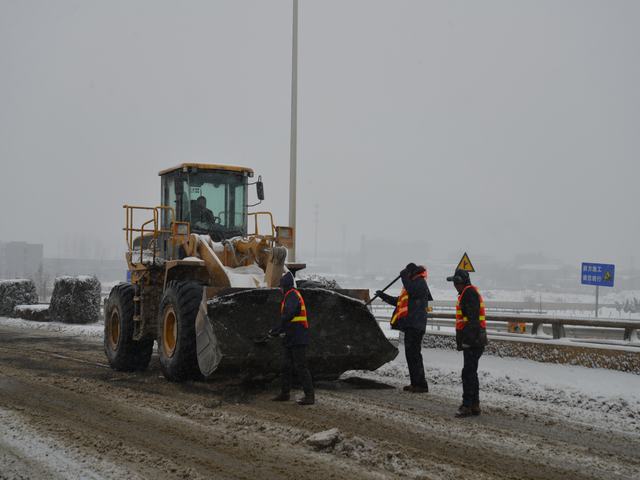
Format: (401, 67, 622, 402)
(104, 163, 397, 382)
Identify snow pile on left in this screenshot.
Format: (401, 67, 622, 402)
(0, 279, 38, 316)
(49, 275, 102, 324)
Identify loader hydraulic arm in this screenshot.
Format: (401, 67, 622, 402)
(183, 234, 231, 288)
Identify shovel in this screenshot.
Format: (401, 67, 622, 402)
(365, 274, 401, 306)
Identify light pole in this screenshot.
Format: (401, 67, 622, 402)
(313, 203, 319, 262)
(288, 0, 299, 262)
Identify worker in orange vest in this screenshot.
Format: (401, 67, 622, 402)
(377, 263, 432, 393)
(447, 269, 488, 417)
(270, 271, 315, 405)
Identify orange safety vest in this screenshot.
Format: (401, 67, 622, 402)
(390, 289, 409, 327)
(390, 270, 427, 327)
(455, 285, 486, 331)
(281, 289, 308, 328)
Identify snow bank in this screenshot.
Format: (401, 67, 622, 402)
(0, 279, 38, 315)
(0, 316, 104, 338)
(49, 275, 102, 324)
(420, 331, 640, 374)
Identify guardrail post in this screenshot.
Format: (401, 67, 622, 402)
(552, 322, 565, 339)
(531, 321, 541, 336)
(624, 327, 639, 342)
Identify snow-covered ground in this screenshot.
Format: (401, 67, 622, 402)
(354, 345, 640, 435)
(0, 316, 104, 338)
(0, 408, 133, 479)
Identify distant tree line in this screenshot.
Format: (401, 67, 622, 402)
(614, 298, 640, 315)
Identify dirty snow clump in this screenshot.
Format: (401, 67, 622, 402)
(297, 274, 342, 290)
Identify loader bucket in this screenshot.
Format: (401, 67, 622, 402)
(195, 288, 398, 380)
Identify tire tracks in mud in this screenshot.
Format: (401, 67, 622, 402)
(1, 325, 639, 480)
(229, 388, 639, 480)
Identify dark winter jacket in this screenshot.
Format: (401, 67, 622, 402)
(456, 285, 488, 350)
(275, 272, 309, 347)
(379, 267, 433, 333)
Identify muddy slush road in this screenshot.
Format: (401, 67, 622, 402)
(1, 323, 639, 480)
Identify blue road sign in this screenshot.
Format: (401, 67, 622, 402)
(581, 263, 615, 287)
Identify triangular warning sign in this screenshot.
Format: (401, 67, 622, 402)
(456, 252, 475, 272)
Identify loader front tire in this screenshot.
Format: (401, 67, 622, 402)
(157, 281, 202, 382)
(104, 283, 153, 371)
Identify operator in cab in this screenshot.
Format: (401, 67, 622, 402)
(190, 196, 216, 226)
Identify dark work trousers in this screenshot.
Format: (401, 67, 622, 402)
(462, 347, 484, 407)
(280, 345, 314, 398)
(404, 328, 428, 388)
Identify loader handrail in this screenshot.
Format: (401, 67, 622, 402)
(123, 205, 177, 264)
(247, 211, 276, 238)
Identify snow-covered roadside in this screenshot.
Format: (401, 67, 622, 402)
(0, 408, 136, 480)
(0, 316, 104, 339)
(350, 346, 640, 436)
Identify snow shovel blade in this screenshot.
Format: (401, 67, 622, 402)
(195, 288, 398, 380)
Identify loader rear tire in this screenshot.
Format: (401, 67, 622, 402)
(157, 281, 202, 382)
(104, 283, 153, 371)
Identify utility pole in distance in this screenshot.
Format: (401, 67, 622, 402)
(313, 203, 319, 262)
(288, 0, 299, 262)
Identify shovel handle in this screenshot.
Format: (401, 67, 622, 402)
(365, 274, 402, 306)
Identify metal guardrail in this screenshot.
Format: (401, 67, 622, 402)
(370, 305, 640, 342)
(427, 312, 640, 342)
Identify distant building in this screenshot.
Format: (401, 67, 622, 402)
(0, 241, 44, 279)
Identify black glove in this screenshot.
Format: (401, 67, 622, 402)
(375, 290, 384, 297)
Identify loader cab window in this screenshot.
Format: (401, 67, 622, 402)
(162, 170, 248, 241)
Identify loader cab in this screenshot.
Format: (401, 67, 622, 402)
(159, 164, 253, 243)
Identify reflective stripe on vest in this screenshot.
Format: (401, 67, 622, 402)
(455, 285, 486, 331)
(390, 289, 409, 326)
(281, 288, 308, 328)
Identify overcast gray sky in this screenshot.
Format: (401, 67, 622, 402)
(1, 0, 638, 267)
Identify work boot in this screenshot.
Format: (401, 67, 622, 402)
(471, 403, 481, 416)
(297, 395, 315, 406)
(403, 384, 428, 393)
(271, 392, 290, 402)
(455, 405, 473, 418)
